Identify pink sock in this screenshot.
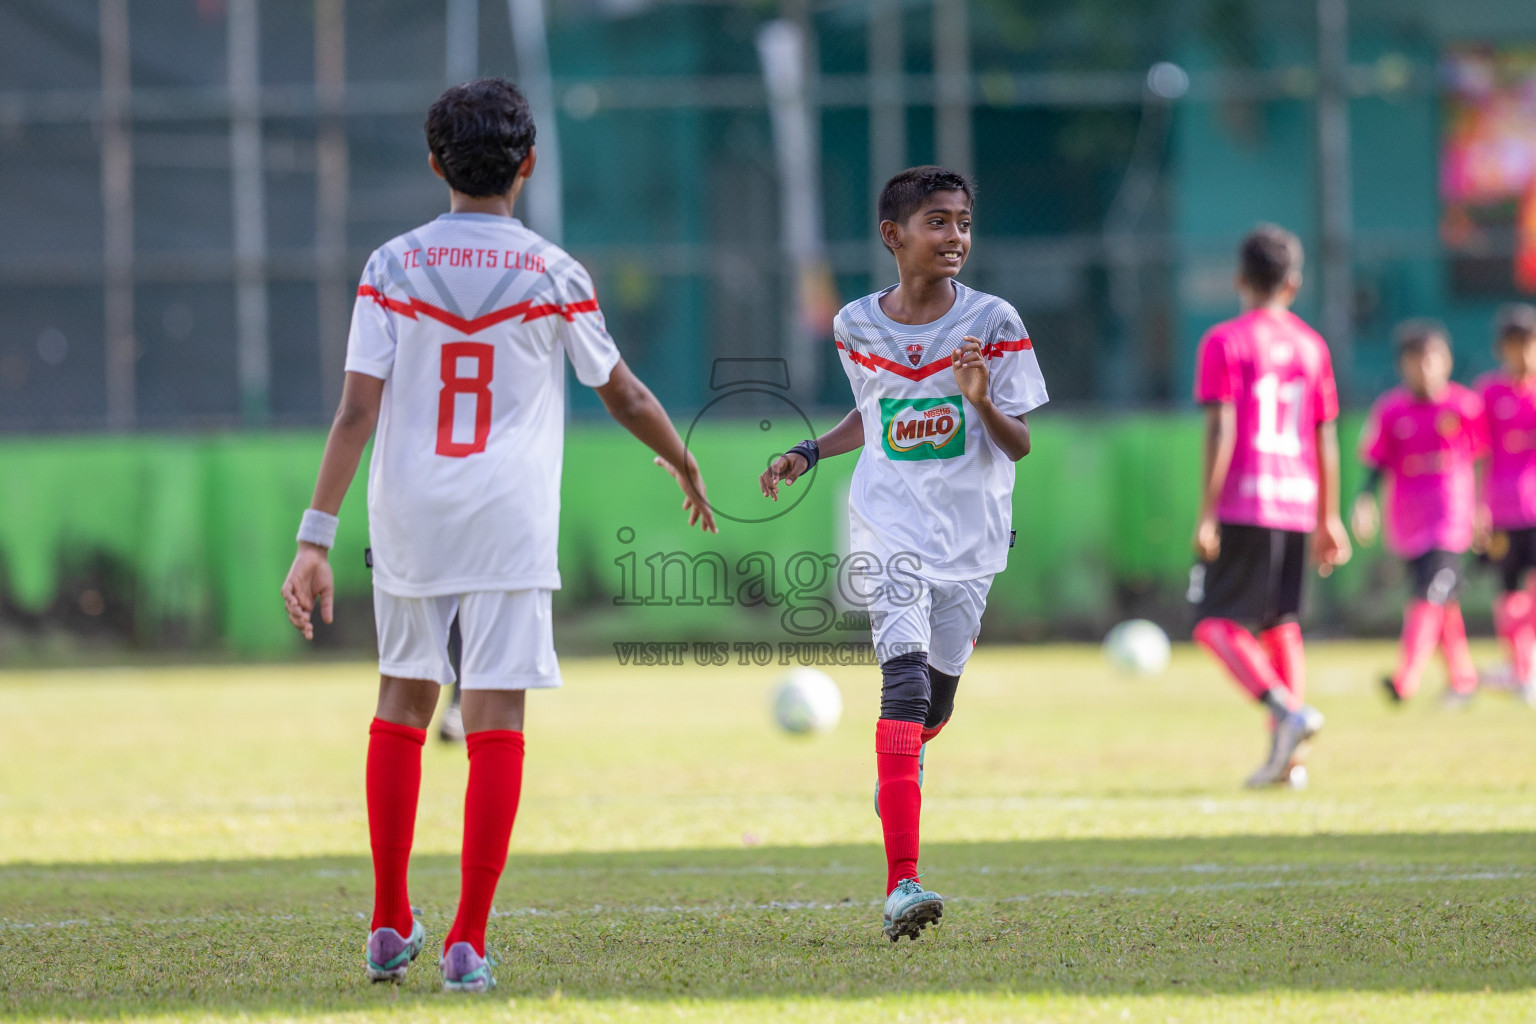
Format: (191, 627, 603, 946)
(1494, 591, 1535, 682)
(1194, 618, 1285, 701)
(1440, 601, 1478, 696)
(1258, 622, 1305, 709)
(1393, 600, 1445, 699)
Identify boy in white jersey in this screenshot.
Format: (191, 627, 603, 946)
(760, 166, 1047, 941)
(280, 79, 714, 992)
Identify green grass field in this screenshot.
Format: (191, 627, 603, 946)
(3, 642, 1535, 1022)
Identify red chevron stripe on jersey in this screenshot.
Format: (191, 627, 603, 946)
(837, 337, 1031, 381)
(358, 285, 601, 335)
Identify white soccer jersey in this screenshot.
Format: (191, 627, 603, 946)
(835, 281, 1048, 582)
(345, 213, 620, 597)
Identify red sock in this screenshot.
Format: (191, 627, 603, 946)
(1193, 618, 1284, 701)
(920, 720, 947, 744)
(1258, 622, 1306, 708)
(367, 717, 426, 935)
(444, 730, 525, 957)
(875, 719, 922, 895)
(1394, 600, 1445, 698)
(1440, 601, 1477, 695)
(1494, 591, 1534, 682)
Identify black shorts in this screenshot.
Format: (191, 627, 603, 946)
(1490, 528, 1536, 592)
(1408, 549, 1463, 604)
(1191, 523, 1306, 627)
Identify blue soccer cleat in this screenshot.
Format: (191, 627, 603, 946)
(440, 941, 497, 993)
(882, 877, 944, 941)
(365, 917, 427, 983)
(874, 742, 925, 819)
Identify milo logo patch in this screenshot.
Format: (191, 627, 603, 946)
(880, 395, 965, 461)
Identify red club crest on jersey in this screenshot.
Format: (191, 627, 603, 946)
(906, 344, 923, 366)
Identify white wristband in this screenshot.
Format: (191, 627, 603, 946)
(297, 508, 339, 549)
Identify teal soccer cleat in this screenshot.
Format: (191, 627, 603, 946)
(874, 742, 925, 819)
(440, 941, 497, 993)
(882, 877, 944, 941)
(365, 917, 427, 982)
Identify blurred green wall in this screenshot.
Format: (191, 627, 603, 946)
(0, 416, 1447, 659)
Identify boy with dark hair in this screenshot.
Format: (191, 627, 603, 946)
(1354, 320, 1486, 705)
(760, 165, 1047, 941)
(281, 78, 714, 992)
(1190, 223, 1350, 788)
(1478, 304, 1536, 702)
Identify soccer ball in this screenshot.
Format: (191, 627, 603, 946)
(1103, 619, 1172, 676)
(772, 667, 844, 734)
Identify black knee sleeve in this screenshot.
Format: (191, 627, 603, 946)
(924, 667, 959, 729)
(879, 651, 930, 724)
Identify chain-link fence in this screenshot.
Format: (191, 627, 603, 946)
(3, 0, 1534, 431)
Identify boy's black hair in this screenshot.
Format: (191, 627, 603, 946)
(424, 78, 536, 198)
(1395, 317, 1450, 358)
(1496, 303, 1536, 342)
(1237, 223, 1303, 296)
(878, 165, 975, 235)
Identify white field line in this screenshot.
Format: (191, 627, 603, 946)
(2, 869, 1529, 933)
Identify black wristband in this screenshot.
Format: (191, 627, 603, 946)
(1360, 467, 1382, 497)
(786, 439, 820, 472)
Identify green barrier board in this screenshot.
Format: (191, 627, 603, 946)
(0, 416, 1432, 656)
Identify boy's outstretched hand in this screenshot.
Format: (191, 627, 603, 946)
(653, 456, 718, 533)
(281, 543, 334, 641)
(760, 451, 809, 502)
(951, 337, 989, 405)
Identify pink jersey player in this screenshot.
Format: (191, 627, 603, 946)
(1358, 383, 1486, 558)
(1189, 224, 1349, 791)
(1194, 308, 1340, 533)
(1474, 306, 1536, 695)
(1354, 321, 1487, 703)
(1477, 371, 1536, 531)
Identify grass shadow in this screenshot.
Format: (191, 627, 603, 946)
(3, 831, 1535, 1017)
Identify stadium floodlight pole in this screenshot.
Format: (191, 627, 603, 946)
(759, 17, 828, 401)
(867, 0, 905, 290)
(446, 0, 478, 85)
(505, 0, 563, 244)
(932, 0, 972, 179)
(315, 0, 349, 416)
(229, 0, 270, 423)
(1316, 0, 1354, 396)
(100, 0, 135, 429)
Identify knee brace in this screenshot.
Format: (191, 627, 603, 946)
(924, 666, 959, 730)
(878, 651, 930, 724)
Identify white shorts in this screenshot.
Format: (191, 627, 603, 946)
(867, 574, 994, 675)
(373, 587, 562, 690)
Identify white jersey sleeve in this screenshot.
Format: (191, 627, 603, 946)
(344, 252, 402, 381)
(985, 302, 1048, 417)
(833, 312, 867, 403)
(558, 261, 621, 388)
